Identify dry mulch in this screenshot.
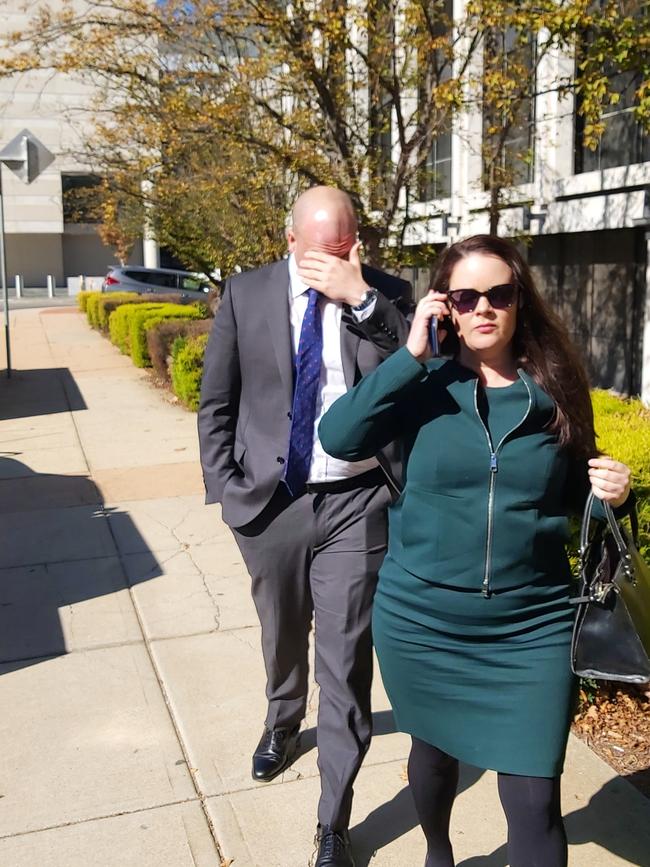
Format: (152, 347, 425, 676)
(572, 683, 650, 798)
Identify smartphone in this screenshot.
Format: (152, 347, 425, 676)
(429, 318, 440, 357)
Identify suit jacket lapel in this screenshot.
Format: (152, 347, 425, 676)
(266, 260, 294, 408)
(340, 313, 361, 390)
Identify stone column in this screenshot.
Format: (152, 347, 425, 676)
(141, 178, 160, 269)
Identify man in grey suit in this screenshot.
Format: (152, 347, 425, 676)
(198, 186, 409, 867)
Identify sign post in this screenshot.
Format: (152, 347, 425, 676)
(0, 129, 54, 378)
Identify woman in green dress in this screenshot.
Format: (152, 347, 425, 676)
(319, 235, 632, 867)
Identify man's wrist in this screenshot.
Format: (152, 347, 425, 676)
(349, 285, 377, 310)
(343, 281, 369, 308)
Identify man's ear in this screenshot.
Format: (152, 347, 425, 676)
(286, 228, 296, 253)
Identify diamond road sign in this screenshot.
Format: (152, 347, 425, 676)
(0, 129, 54, 184)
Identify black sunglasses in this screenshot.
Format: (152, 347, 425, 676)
(446, 283, 518, 315)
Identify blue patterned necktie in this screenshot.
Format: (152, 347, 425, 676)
(283, 288, 323, 496)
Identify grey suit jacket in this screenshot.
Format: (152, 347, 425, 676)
(198, 258, 411, 528)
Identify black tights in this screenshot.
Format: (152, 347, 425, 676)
(408, 737, 568, 867)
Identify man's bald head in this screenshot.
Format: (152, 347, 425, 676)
(287, 186, 358, 262)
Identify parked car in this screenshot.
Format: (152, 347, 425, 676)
(101, 266, 215, 299)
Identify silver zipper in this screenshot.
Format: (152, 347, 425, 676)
(474, 376, 533, 598)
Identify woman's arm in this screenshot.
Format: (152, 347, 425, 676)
(319, 345, 428, 461)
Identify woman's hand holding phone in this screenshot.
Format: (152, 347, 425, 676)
(406, 291, 450, 363)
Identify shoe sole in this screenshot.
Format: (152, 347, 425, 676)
(251, 731, 301, 782)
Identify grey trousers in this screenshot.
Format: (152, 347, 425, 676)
(232, 479, 391, 830)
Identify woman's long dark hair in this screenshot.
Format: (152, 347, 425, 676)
(431, 235, 596, 458)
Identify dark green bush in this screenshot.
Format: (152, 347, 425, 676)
(146, 318, 212, 381)
(171, 333, 209, 410)
(130, 304, 207, 367)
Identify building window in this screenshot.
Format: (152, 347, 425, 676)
(575, 70, 650, 173)
(417, 0, 453, 202)
(575, 0, 649, 172)
(483, 26, 536, 188)
(62, 174, 102, 223)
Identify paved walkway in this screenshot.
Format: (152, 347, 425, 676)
(0, 306, 649, 867)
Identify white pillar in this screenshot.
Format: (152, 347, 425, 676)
(642, 231, 650, 407)
(14, 275, 23, 298)
(143, 236, 160, 269)
(141, 177, 160, 269)
(46, 274, 55, 298)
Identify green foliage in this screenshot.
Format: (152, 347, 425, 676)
(171, 333, 209, 411)
(130, 304, 206, 367)
(592, 389, 650, 561)
(93, 292, 141, 330)
(567, 389, 650, 571)
(77, 290, 96, 313)
(146, 317, 212, 382)
(108, 302, 163, 354)
(85, 292, 106, 329)
(96, 292, 182, 331)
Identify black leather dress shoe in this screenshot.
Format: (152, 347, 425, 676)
(251, 725, 300, 781)
(314, 826, 355, 867)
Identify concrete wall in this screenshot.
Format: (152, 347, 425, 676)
(5, 234, 64, 286)
(62, 229, 143, 278)
(529, 229, 646, 395)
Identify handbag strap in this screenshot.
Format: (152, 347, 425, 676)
(579, 490, 639, 557)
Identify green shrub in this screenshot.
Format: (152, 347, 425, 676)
(592, 389, 650, 560)
(130, 304, 206, 367)
(568, 390, 650, 568)
(93, 292, 140, 329)
(171, 333, 209, 410)
(109, 302, 163, 354)
(77, 290, 96, 313)
(96, 292, 182, 331)
(146, 317, 212, 381)
(85, 292, 106, 329)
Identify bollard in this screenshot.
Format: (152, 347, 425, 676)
(47, 274, 55, 298)
(14, 274, 23, 298)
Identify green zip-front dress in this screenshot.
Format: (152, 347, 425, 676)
(319, 347, 601, 778)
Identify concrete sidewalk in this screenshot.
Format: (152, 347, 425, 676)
(0, 307, 648, 867)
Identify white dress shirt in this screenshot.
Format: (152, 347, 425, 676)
(287, 254, 380, 483)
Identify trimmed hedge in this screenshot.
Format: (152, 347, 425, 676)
(97, 292, 183, 331)
(86, 292, 110, 329)
(77, 290, 95, 313)
(109, 302, 163, 354)
(171, 333, 209, 410)
(130, 304, 207, 367)
(146, 318, 212, 382)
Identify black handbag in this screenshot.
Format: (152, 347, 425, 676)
(570, 492, 650, 683)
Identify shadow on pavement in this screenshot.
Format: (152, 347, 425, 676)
(349, 710, 649, 866)
(351, 760, 485, 867)
(0, 457, 161, 675)
(455, 774, 650, 867)
(0, 368, 86, 420)
(563, 776, 650, 865)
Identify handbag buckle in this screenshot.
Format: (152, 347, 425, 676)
(591, 581, 616, 604)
